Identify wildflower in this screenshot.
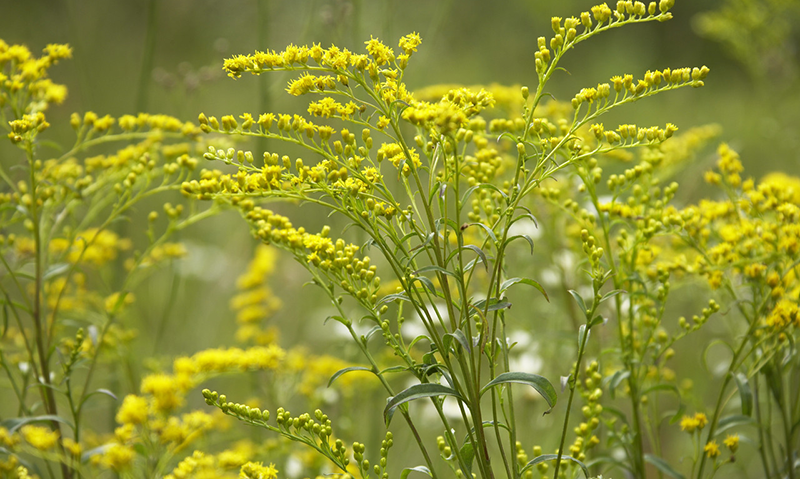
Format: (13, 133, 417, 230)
(116, 395, 149, 425)
(20, 425, 59, 450)
(0, 427, 19, 448)
(240, 462, 279, 479)
(141, 373, 184, 411)
(102, 443, 135, 471)
(724, 434, 739, 453)
(364, 36, 393, 65)
(680, 412, 708, 433)
(398, 32, 422, 54)
(704, 440, 720, 458)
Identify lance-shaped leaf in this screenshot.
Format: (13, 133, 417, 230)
(499, 277, 549, 302)
(384, 383, 465, 426)
(479, 372, 556, 412)
(400, 466, 432, 479)
(733, 372, 753, 417)
(328, 366, 373, 388)
(645, 454, 685, 479)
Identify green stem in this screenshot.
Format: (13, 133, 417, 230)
(553, 322, 591, 479)
(136, 0, 158, 113)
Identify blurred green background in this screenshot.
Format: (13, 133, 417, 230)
(1, 1, 799, 475)
(2, 0, 798, 174)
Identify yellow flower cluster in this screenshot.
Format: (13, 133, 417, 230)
(377, 143, 422, 175)
(674, 145, 800, 301)
(162, 449, 268, 479)
(307, 97, 359, 119)
(680, 412, 708, 433)
(20, 425, 59, 450)
(49, 228, 132, 266)
(134, 345, 286, 414)
(130, 242, 188, 270)
(0, 39, 71, 110)
(401, 87, 494, 135)
(232, 244, 282, 344)
(7, 111, 49, 143)
(240, 461, 279, 479)
(286, 73, 337, 96)
(242, 209, 381, 302)
(223, 36, 395, 79)
(414, 83, 524, 114)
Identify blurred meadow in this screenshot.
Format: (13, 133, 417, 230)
(1, 0, 800, 477)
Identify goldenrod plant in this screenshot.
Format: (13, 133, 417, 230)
(2, 1, 799, 478)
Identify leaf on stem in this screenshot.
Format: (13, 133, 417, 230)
(644, 454, 686, 479)
(384, 383, 464, 426)
(400, 466, 432, 479)
(499, 277, 549, 302)
(733, 372, 753, 417)
(327, 366, 373, 388)
(479, 372, 556, 413)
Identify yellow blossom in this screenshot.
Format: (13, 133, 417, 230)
(141, 373, 184, 412)
(704, 440, 720, 458)
(398, 32, 422, 54)
(240, 462, 278, 479)
(102, 443, 135, 471)
(20, 425, 59, 450)
(724, 434, 739, 453)
(116, 395, 149, 425)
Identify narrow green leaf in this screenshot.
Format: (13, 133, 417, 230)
(487, 300, 512, 311)
(578, 324, 590, 351)
(459, 443, 475, 475)
(479, 372, 556, 411)
(43, 263, 70, 281)
(605, 370, 630, 400)
(504, 234, 535, 255)
(80, 388, 118, 407)
(463, 244, 489, 272)
(400, 466, 432, 479)
(641, 383, 681, 397)
(384, 383, 464, 426)
(568, 290, 588, 318)
(733, 372, 753, 416)
(410, 276, 437, 295)
(2, 415, 74, 433)
(377, 292, 411, 305)
(600, 289, 625, 303)
(644, 454, 686, 479)
(408, 334, 431, 350)
(521, 454, 589, 477)
(414, 265, 457, 278)
(588, 315, 605, 327)
(715, 415, 756, 435)
(444, 329, 472, 354)
(328, 366, 373, 388)
(379, 365, 407, 375)
(465, 222, 498, 243)
(499, 277, 549, 302)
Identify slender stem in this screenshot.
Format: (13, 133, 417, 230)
(136, 0, 158, 113)
(553, 322, 591, 479)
